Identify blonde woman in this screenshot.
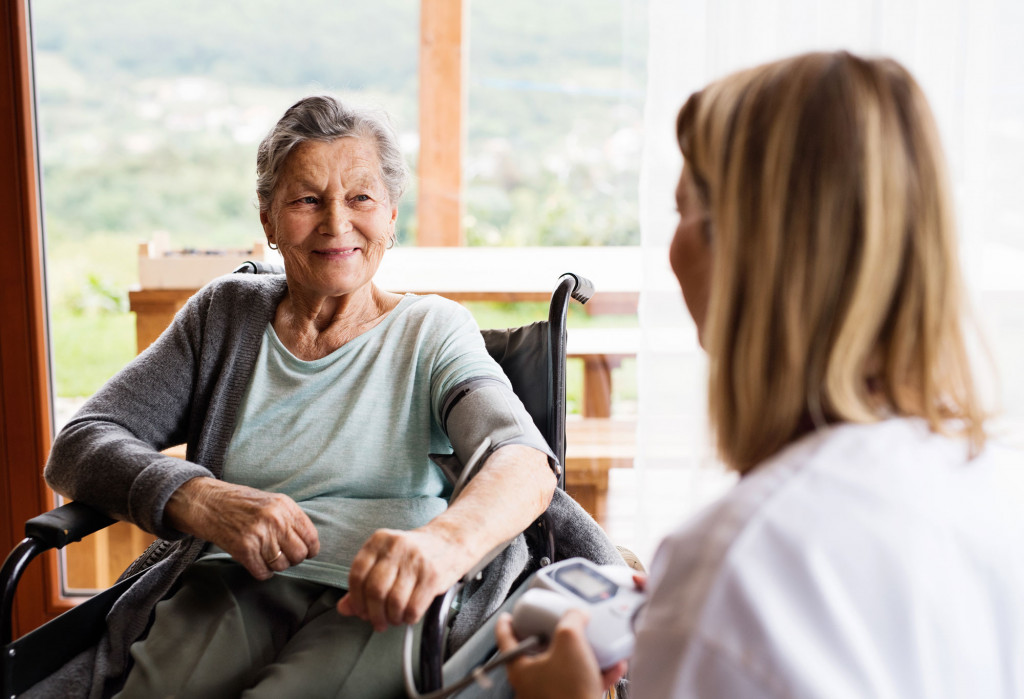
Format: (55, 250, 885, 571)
(496, 51, 1024, 698)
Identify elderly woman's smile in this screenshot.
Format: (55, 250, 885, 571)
(314, 246, 363, 258)
(261, 136, 398, 302)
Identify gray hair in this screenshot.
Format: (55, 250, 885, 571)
(256, 95, 409, 212)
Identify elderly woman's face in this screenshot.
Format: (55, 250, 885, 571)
(670, 165, 712, 347)
(261, 137, 397, 300)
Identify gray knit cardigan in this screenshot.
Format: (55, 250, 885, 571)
(37, 274, 624, 698)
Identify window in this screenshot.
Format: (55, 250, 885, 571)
(465, 0, 647, 247)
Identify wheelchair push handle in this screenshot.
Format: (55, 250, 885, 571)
(557, 273, 595, 306)
(233, 260, 285, 275)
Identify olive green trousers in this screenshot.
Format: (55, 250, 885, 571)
(114, 559, 409, 699)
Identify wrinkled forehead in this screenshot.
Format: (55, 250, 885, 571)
(280, 137, 386, 190)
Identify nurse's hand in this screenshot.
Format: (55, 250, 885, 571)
(336, 527, 467, 632)
(165, 476, 320, 580)
(494, 609, 627, 699)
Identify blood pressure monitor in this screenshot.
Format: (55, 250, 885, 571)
(510, 558, 645, 669)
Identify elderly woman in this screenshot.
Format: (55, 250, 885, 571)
(42, 96, 560, 698)
(497, 51, 1024, 697)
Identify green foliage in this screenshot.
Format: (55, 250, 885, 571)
(32, 0, 421, 93)
(464, 302, 638, 415)
(466, 167, 640, 247)
(50, 309, 136, 397)
(64, 273, 128, 315)
(46, 233, 137, 306)
(463, 301, 635, 332)
(43, 144, 259, 247)
(46, 235, 137, 396)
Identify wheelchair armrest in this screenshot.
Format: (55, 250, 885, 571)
(25, 501, 116, 550)
(2, 503, 116, 647)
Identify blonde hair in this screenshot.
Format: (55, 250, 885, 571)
(677, 51, 986, 473)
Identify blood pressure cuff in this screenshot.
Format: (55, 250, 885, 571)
(433, 376, 560, 489)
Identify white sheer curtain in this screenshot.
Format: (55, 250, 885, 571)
(623, 0, 1024, 563)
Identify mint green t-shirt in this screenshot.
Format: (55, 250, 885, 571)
(206, 294, 507, 588)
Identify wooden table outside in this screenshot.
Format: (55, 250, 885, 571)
(564, 417, 636, 525)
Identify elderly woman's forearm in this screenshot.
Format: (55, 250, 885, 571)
(44, 416, 213, 538)
(164, 476, 218, 535)
(425, 444, 556, 568)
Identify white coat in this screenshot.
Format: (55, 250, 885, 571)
(632, 418, 1024, 699)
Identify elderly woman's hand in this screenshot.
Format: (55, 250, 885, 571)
(165, 477, 320, 580)
(336, 525, 470, 632)
(494, 608, 626, 699)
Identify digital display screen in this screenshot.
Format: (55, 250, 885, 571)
(552, 563, 617, 603)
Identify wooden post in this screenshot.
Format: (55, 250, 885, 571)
(418, 0, 465, 246)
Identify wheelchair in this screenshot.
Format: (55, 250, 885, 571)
(2, 270, 627, 697)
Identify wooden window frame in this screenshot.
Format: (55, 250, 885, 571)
(0, 0, 72, 637)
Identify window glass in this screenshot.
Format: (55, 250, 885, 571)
(466, 0, 648, 246)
